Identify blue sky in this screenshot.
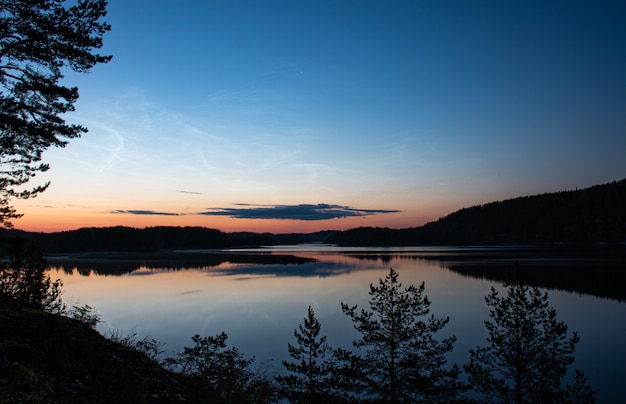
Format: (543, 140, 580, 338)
(14, 0, 626, 232)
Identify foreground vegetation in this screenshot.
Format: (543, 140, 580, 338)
(1, 239, 597, 403)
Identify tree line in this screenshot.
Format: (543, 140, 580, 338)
(0, 226, 338, 253)
(327, 179, 626, 247)
(1, 239, 596, 402)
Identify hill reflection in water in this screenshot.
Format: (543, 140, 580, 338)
(49, 246, 626, 301)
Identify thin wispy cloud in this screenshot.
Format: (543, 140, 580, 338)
(176, 190, 203, 195)
(111, 210, 180, 216)
(199, 204, 400, 221)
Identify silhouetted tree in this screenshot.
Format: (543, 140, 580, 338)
(276, 305, 335, 403)
(328, 347, 368, 402)
(0, 0, 111, 226)
(166, 332, 276, 403)
(465, 269, 596, 403)
(566, 370, 597, 403)
(67, 303, 101, 328)
(0, 237, 63, 312)
(340, 268, 461, 403)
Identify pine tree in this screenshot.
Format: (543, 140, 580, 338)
(276, 305, 335, 403)
(1, 0, 111, 226)
(465, 269, 595, 402)
(340, 268, 461, 403)
(565, 370, 597, 403)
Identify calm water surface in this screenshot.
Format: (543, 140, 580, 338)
(49, 246, 626, 402)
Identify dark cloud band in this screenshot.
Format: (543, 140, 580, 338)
(111, 209, 180, 216)
(198, 203, 400, 221)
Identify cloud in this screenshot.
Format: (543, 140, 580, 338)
(198, 204, 400, 221)
(176, 190, 203, 195)
(111, 209, 180, 216)
(109, 204, 400, 221)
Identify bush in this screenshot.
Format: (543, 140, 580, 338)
(0, 238, 63, 313)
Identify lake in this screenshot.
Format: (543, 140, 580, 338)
(47, 245, 626, 402)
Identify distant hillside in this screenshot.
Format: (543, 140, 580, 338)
(24, 226, 231, 253)
(0, 226, 339, 254)
(327, 179, 626, 246)
(228, 230, 337, 246)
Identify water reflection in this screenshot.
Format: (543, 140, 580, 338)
(47, 251, 316, 276)
(47, 246, 626, 401)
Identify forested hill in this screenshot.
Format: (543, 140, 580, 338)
(22, 226, 230, 253)
(327, 179, 626, 246)
(0, 226, 337, 254)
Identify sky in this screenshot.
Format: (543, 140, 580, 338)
(12, 0, 626, 233)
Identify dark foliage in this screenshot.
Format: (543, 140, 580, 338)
(0, 0, 111, 226)
(464, 268, 596, 403)
(67, 303, 101, 328)
(339, 268, 462, 403)
(566, 370, 597, 403)
(166, 332, 277, 403)
(108, 328, 165, 363)
(276, 305, 336, 403)
(0, 237, 63, 312)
